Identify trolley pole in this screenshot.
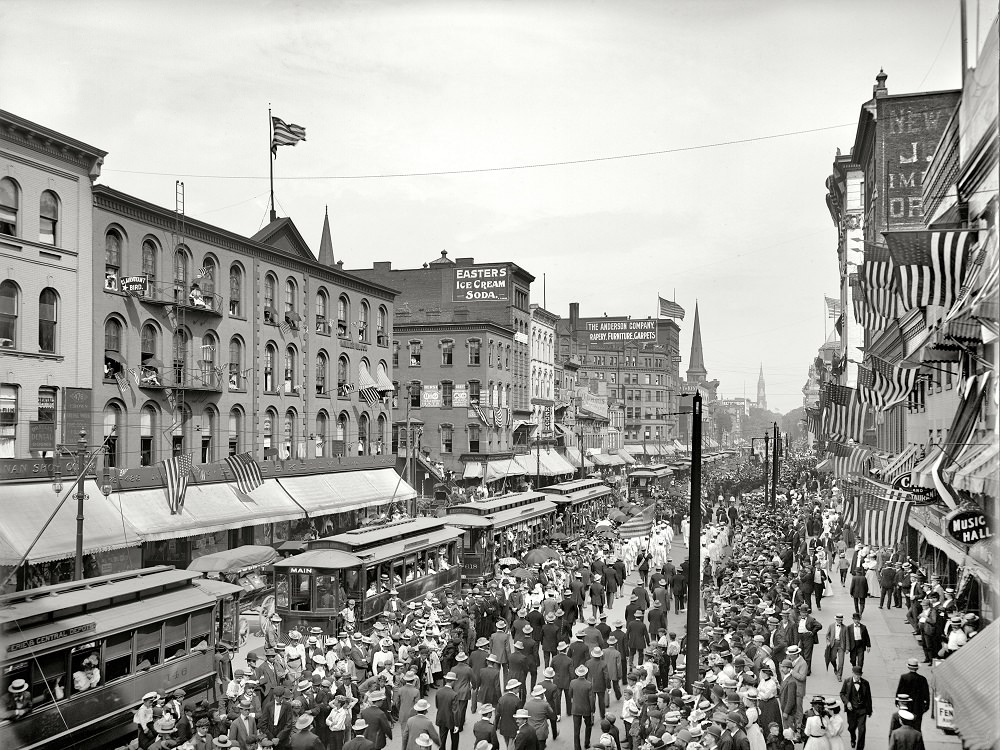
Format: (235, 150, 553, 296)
(685, 392, 702, 691)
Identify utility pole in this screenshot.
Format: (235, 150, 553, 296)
(763, 431, 770, 501)
(685, 392, 702, 691)
(771, 422, 780, 509)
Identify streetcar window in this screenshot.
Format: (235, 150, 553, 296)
(462, 530, 472, 547)
(392, 558, 404, 587)
(164, 615, 187, 660)
(1, 662, 31, 722)
(404, 554, 417, 582)
(69, 641, 101, 695)
(104, 630, 133, 683)
(343, 568, 361, 599)
(276, 573, 290, 608)
(31, 650, 66, 707)
(136, 622, 162, 670)
(290, 572, 312, 611)
(315, 574, 342, 611)
(190, 609, 212, 651)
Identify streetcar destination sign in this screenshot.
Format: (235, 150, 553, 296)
(7, 622, 97, 654)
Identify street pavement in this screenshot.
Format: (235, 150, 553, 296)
(237, 529, 961, 749)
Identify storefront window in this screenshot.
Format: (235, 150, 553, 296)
(143, 539, 189, 568)
(189, 531, 227, 561)
(273, 521, 291, 543)
(253, 524, 273, 546)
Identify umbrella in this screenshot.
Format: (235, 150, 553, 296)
(608, 510, 627, 522)
(548, 531, 568, 541)
(142, 357, 164, 368)
(595, 528, 615, 539)
(522, 547, 560, 567)
(498, 557, 520, 567)
(595, 520, 613, 529)
(823, 643, 833, 671)
(508, 567, 534, 580)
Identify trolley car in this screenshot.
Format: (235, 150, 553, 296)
(540, 478, 615, 533)
(272, 517, 464, 633)
(444, 491, 559, 583)
(0, 566, 242, 750)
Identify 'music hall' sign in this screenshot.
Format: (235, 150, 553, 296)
(946, 509, 993, 544)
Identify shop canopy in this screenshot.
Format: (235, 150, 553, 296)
(0, 480, 142, 566)
(911, 445, 943, 489)
(108, 478, 305, 542)
(278, 468, 416, 516)
(563, 447, 593, 469)
(933, 620, 1000, 750)
(616, 449, 636, 464)
(187, 545, 279, 574)
(952, 442, 998, 496)
(514, 451, 575, 477)
(589, 452, 624, 466)
(462, 457, 527, 482)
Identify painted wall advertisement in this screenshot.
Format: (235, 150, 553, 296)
(453, 265, 509, 302)
(583, 318, 656, 343)
(422, 384, 441, 408)
(452, 384, 468, 408)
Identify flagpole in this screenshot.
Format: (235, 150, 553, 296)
(268, 104, 276, 222)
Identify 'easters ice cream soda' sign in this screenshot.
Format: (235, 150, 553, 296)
(946, 509, 992, 544)
(453, 265, 509, 302)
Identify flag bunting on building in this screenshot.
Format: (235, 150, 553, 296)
(825, 384, 868, 443)
(114, 371, 131, 397)
(860, 476, 912, 503)
(472, 404, 494, 427)
(825, 296, 842, 319)
(225, 451, 264, 495)
(861, 493, 912, 547)
(856, 365, 883, 409)
(494, 407, 507, 429)
(160, 452, 193, 515)
(826, 440, 872, 478)
(339, 382, 356, 398)
(849, 273, 892, 331)
(128, 367, 141, 387)
(271, 116, 307, 155)
(869, 355, 919, 410)
(658, 297, 685, 320)
(841, 492, 860, 531)
(861, 243, 899, 318)
(619, 505, 656, 539)
(834, 311, 845, 337)
(885, 229, 977, 311)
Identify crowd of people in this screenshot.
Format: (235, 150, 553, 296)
(119, 453, 980, 750)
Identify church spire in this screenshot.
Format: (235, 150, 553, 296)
(757, 363, 767, 410)
(317, 206, 335, 267)
(685, 301, 708, 384)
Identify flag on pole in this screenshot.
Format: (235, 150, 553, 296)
(885, 229, 977, 311)
(271, 116, 307, 155)
(160, 452, 193, 515)
(861, 493, 913, 547)
(114, 371, 131, 397)
(826, 384, 868, 443)
(657, 297, 685, 320)
(870, 356, 919, 409)
(225, 451, 264, 495)
(834, 311, 845, 336)
(619, 505, 656, 539)
(825, 296, 842, 319)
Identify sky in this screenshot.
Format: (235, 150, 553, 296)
(1, 0, 970, 413)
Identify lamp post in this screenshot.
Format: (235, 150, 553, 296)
(771, 422, 780, 509)
(685, 392, 703, 691)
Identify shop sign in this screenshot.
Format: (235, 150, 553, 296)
(28, 421, 56, 452)
(891, 471, 933, 495)
(453, 264, 509, 302)
(946, 509, 993, 544)
(62, 388, 92, 445)
(0, 456, 82, 480)
(453, 384, 468, 408)
(583, 318, 656, 343)
(422, 384, 441, 408)
(119, 275, 149, 295)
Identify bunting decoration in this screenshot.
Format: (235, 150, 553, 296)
(841, 492, 860, 531)
(861, 243, 899, 318)
(825, 384, 868, 443)
(494, 407, 507, 429)
(826, 440, 872, 478)
(885, 229, 977, 311)
(225, 451, 264, 495)
(869, 356, 919, 410)
(856, 366, 883, 409)
(160, 452, 193, 515)
(849, 273, 892, 331)
(861, 493, 913, 547)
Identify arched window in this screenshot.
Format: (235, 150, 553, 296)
(39, 190, 59, 245)
(316, 351, 329, 396)
(104, 402, 123, 468)
(283, 408, 297, 460)
(284, 278, 297, 315)
(199, 257, 217, 300)
(200, 407, 216, 463)
(104, 318, 125, 378)
(338, 355, 349, 394)
(377, 306, 389, 345)
(171, 403, 191, 455)
(172, 328, 189, 385)
(0, 178, 18, 236)
(315, 412, 328, 457)
(140, 322, 158, 365)
(359, 300, 370, 342)
(337, 412, 349, 442)
(229, 264, 243, 316)
(229, 337, 243, 389)
(263, 408, 277, 455)
(265, 274, 281, 323)
(284, 346, 297, 393)
(358, 414, 370, 455)
(142, 238, 158, 288)
(173, 247, 190, 301)
(264, 343, 277, 392)
(140, 404, 157, 466)
(316, 288, 330, 334)
(200, 332, 219, 387)
(38, 288, 58, 353)
(377, 414, 387, 453)
(228, 407, 243, 456)
(104, 229, 123, 290)
(337, 295, 349, 337)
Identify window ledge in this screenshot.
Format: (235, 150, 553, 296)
(229, 387, 247, 394)
(263, 390, 281, 396)
(229, 314, 247, 322)
(0, 348, 65, 361)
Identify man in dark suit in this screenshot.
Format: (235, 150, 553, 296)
(840, 666, 874, 750)
(625, 611, 649, 668)
(569, 665, 595, 750)
(846, 612, 872, 669)
(508, 643, 531, 702)
(550, 643, 573, 716)
(541, 613, 561, 668)
(435, 672, 460, 750)
(477, 655, 503, 710)
(473, 704, 501, 750)
(260, 687, 293, 750)
(584, 647, 610, 720)
(796, 604, 823, 676)
(513, 708, 540, 750)
(670, 568, 687, 614)
(767, 616, 788, 667)
(895, 659, 930, 732)
(343, 718, 375, 750)
(360, 691, 392, 750)
(888, 710, 925, 750)
(468, 639, 491, 712)
(825, 613, 848, 682)
(451, 654, 475, 731)
(290, 714, 325, 750)
(256, 648, 282, 705)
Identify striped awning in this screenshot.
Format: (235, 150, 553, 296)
(911, 444, 943, 489)
(933, 620, 1000, 750)
(881, 444, 920, 483)
(375, 368, 394, 392)
(952, 442, 999, 497)
(358, 367, 379, 390)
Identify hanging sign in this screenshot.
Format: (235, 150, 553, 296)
(945, 509, 993, 544)
(453, 384, 468, 408)
(119, 275, 149, 295)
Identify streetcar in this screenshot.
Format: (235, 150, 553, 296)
(0, 566, 242, 750)
(539, 477, 616, 533)
(444, 491, 559, 583)
(271, 517, 464, 633)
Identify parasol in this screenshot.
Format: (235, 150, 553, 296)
(522, 547, 560, 567)
(595, 520, 613, 529)
(548, 531, 568, 541)
(508, 567, 534, 580)
(608, 509, 627, 522)
(498, 557, 520, 567)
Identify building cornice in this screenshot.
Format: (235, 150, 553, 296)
(0, 110, 106, 178)
(93, 185, 399, 301)
(393, 321, 516, 337)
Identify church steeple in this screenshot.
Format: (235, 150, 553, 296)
(317, 206, 335, 267)
(685, 301, 708, 384)
(757, 363, 767, 410)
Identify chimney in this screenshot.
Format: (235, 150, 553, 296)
(569, 302, 579, 327)
(873, 69, 888, 98)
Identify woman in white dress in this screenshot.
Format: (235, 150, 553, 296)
(802, 696, 831, 750)
(862, 552, 880, 599)
(825, 698, 849, 750)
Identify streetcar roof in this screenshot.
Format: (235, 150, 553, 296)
(271, 549, 364, 570)
(540, 478, 606, 495)
(310, 516, 451, 553)
(447, 490, 548, 515)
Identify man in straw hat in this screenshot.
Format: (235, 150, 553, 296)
(569, 664, 595, 750)
(343, 719, 374, 750)
(435, 672, 460, 750)
(473, 704, 501, 750)
(524, 684, 557, 749)
(289, 713, 323, 750)
(513, 708, 539, 750)
(402, 699, 439, 750)
(497, 680, 524, 748)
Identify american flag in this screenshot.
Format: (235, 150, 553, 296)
(271, 116, 307, 155)
(358, 369, 381, 405)
(861, 493, 912, 547)
(825, 296, 842, 319)
(885, 229, 977, 311)
(473, 404, 493, 427)
(114, 371, 131, 397)
(849, 274, 892, 331)
(225, 451, 264, 495)
(494, 407, 506, 428)
(161, 452, 193, 515)
(841, 493, 860, 531)
(856, 366, 883, 409)
(826, 384, 868, 443)
(826, 440, 872, 478)
(861, 242, 899, 318)
(658, 297, 685, 320)
(805, 407, 822, 436)
(620, 505, 656, 539)
(870, 356, 919, 410)
(860, 476, 912, 503)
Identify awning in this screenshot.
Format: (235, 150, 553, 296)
(589, 453, 615, 466)
(616, 449, 636, 465)
(109, 478, 304, 542)
(375, 369, 394, 392)
(462, 457, 527, 482)
(187, 545, 279, 573)
(911, 444, 943, 489)
(880, 444, 920, 482)
(624, 445, 647, 455)
(953, 442, 999, 496)
(563, 447, 593, 469)
(358, 367, 379, 390)
(0, 481, 142, 565)
(514, 452, 560, 477)
(285, 311, 302, 322)
(554, 423, 574, 440)
(278, 468, 416, 516)
(544, 451, 576, 475)
(933, 620, 1000, 750)
(942, 441, 992, 485)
